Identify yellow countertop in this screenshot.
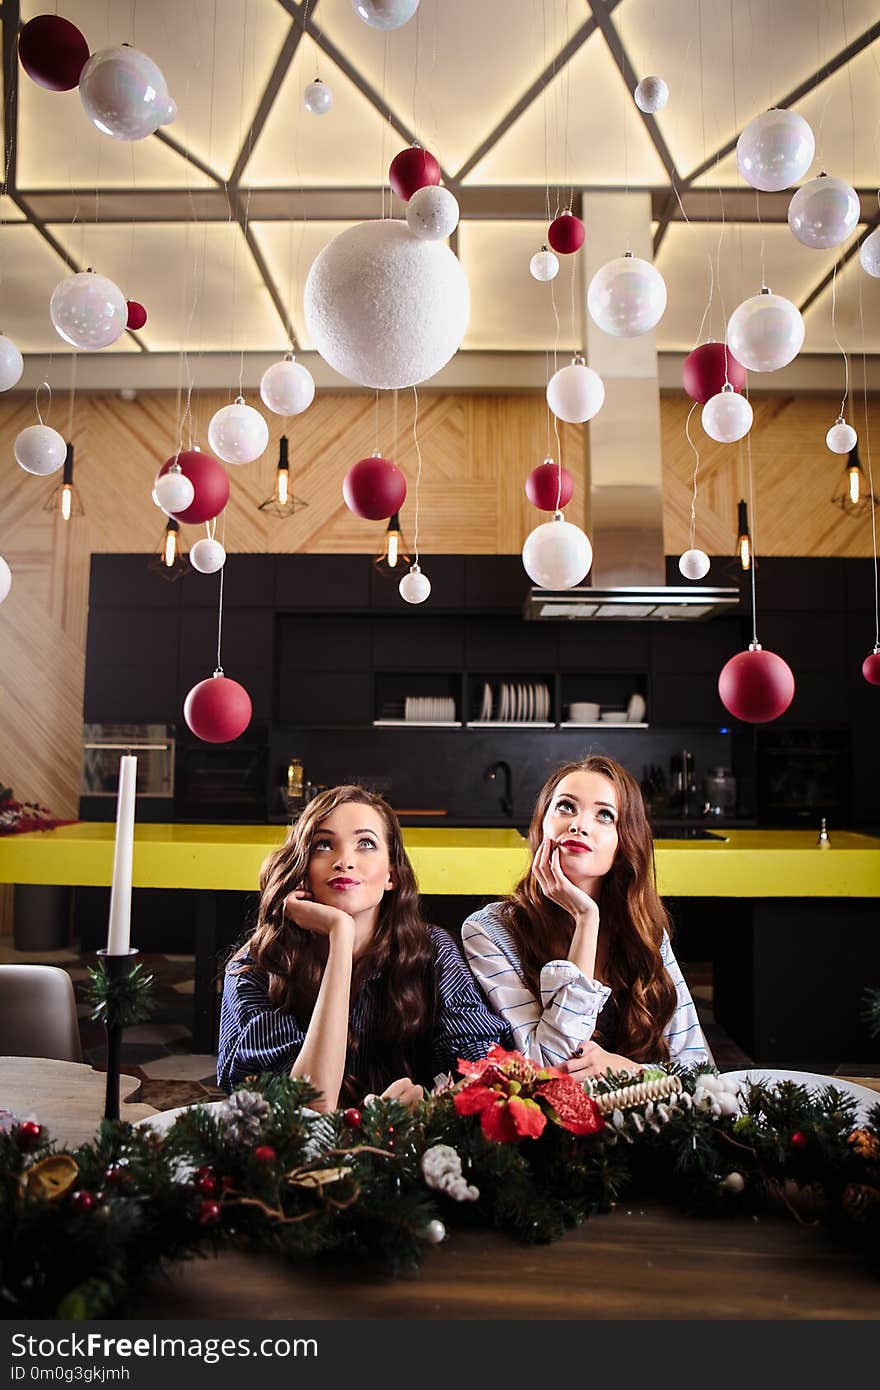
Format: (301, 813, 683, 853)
(0, 824, 878, 897)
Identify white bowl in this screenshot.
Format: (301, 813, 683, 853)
(568, 702, 600, 721)
(600, 711, 628, 723)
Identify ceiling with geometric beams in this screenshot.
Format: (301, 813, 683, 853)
(2, 0, 879, 385)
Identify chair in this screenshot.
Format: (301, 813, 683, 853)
(0, 964, 83, 1062)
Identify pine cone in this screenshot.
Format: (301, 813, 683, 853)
(222, 1089, 272, 1142)
(847, 1128, 880, 1162)
(841, 1183, 880, 1219)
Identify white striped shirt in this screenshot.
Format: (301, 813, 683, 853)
(461, 902, 711, 1069)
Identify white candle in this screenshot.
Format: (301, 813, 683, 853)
(106, 754, 137, 955)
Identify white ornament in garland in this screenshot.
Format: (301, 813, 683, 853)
(421, 1144, 479, 1201)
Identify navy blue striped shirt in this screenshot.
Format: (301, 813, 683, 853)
(217, 925, 512, 1096)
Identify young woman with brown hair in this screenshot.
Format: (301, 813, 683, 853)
(218, 785, 510, 1110)
(461, 755, 710, 1081)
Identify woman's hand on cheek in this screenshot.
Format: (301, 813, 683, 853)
(531, 837, 600, 925)
(561, 1041, 642, 1082)
(283, 890, 355, 941)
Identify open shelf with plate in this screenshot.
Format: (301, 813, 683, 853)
(373, 671, 462, 726)
(466, 674, 555, 727)
(560, 673, 649, 728)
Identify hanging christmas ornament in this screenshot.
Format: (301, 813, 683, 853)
(678, 548, 711, 580)
(546, 356, 605, 424)
(18, 14, 90, 92)
(726, 289, 804, 373)
(633, 75, 668, 114)
(389, 144, 441, 202)
(304, 220, 469, 389)
(787, 173, 859, 250)
(399, 564, 431, 604)
(0, 334, 24, 391)
(736, 109, 815, 192)
(153, 465, 195, 514)
(701, 385, 753, 444)
(303, 78, 332, 114)
(126, 300, 147, 330)
(862, 648, 880, 685)
(157, 450, 229, 524)
(208, 398, 269, 465)
(525, 457, 574, 511)
(79, 45, 176, 141)
(718, 644, 795, 723)
(406, 185, 460, 241)
(343, 452, 407, 520)
(522, 513, 592, 589)
(547, 212, 584, 255)
(0, 556, 10, 604)
(259, 355, 315, 416)
(423, 1218, 446, 1244)
(189, 537, 227, 574)
(50, 269, 127, 349)
(588, 252, 667, 337)
(14, 423, 67, 476)
(826, 418, 857, 454)
(353, 0, 420, 28)
(529, 246, 559, 282)
(184, 671, 252, 743)
(859, 227, 880, 278)
(682, 342, 747, 403)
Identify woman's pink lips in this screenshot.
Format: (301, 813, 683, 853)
(327, 877, 359, 888)
(560, 840, 592, 853)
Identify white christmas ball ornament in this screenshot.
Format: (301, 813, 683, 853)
(859, 227, 880, 278)
(546, 357, 605, 424)
(0, 555, 10, 604)
(0, 334, 23, 391)
(788, 173, 859, 250)
(399, 564, 431, 604)
(304, 220, 469, 390)
(727, 289, 804, 373)
(50, 270, 127, 349)
(154, 468, 195, 513)
(826, 418, 857, 454)
(529, 247, 559, 282)
(736, 109, 815, 192)
(522, 513, 592, 590)
(208, 398, 269, 465)
(423, 1218, 446, 1244)
(189, 538, 227, 574)
(353, 0, 419, 29)
(633, 76, 668, 114)
(13, 424, 66, 476)
(678, 548, 711, 581)
(587, 253, 667, 337)
(701, 385, 753, 444)
(406, 185, 460, 241)
(303, 78, 332, 114)
(79, 46, 176, 141)
(260, 357, 315, 416)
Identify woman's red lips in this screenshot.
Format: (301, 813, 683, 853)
(560, 839, 592, 852)
(328, 877, 359, 888)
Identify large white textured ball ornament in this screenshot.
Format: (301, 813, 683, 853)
(353, 0, 419, 29)
(0, 555, 10, 604)
(679, 548, 711, 581)
(826, 418, 857, 454)
(736, 109, 815, 192)
(13, 424, 66, 476)
(208, 398, 269, 465)
(189, 538, 227, 574)
(529, 247, 559, 282)
(304, 220, 469, 390)
(79, 46, 176, 141)
(303, 78, 332, 114)
(399, 564, 431, 604)
(701, 386, 753, 444)
(406, 185, 460, 241)
(260, 357, 315, 416)
(633, 75, 668, 114)
(154, 468, 195, 513)
(587, 253, 667, 337)
(859, 227, 880, 278)
(50, 270, 127, 349)
(0, 334, 23, 391)
(546, 357, 605, 424)
(727, 290, 804, 372)
(522, 514, 592, 590)
(788, 173, 859, 250)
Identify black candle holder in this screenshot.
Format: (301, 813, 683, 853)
(96, 948, 139, 1122)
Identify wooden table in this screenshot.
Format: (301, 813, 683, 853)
(1, 1056, 158, 1147)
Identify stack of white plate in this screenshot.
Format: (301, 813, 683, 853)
(404, 696, 456, 722)
(489, 681, 550, 722)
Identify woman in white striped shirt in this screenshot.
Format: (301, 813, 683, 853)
(461, 755, 711, 1081)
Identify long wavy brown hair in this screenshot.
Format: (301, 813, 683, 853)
(233, 785, 437, 1101)
(502, 756, 677, 1062)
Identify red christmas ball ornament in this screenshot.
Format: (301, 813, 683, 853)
(790, 1130, 808, 1150)
(18, 15, 90, 92)
(254, 1145, 277, 1163)
(197, 1173, 219, 1196)
(682, 342, 747, 404)
(157, 449, 229, 525)
(126, 300, 148, 330)
(342, 1108, 362, 1129)
(525, 457, 575, 511)
(198, 1199, 222, 1225)
(862, 650, 880, 686)
(70, 1189, 95, 1213)
(184, 671, 252, 744)
(343, 452, 407, 521)
(16, 1120, 43, 1149)
(547, 212, 585, 255)
(104, 1164, 129, 1185)
(718, 645, 795, 724)
(389, 145, 441, 202)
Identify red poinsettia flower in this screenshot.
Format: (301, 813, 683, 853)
(534, 1076, 605, 1135)
(453, 1045, 604, 1143)
(454, 1082, 547, 1142)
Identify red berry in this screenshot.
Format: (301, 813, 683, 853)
(221, 1175, 235, 1191)
(196, 1165, 213, 1179)
(790, 1130, 808, 1149)
(17, 1120, 42, 1149)
(254, 1145, 277, 1164)
(342, 1108, 362, 1129)
(70, 1190, 95, 1213)
(198, 1200, 222, 1225)
(104, 1164, 129, 1185)
(197, 1174, 219, 1196)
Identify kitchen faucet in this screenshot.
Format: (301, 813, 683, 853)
(485, 760, 513, 819)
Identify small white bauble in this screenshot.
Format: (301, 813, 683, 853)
(826, 418, 857, 454)
(722, 1171, 745, 1195)
(546, 357, 605, 424)
(189, 537, 227, 574)
(701, 386, 753, 444)
(423, 1218, 446, 1244)
(399, 564, 431, 604)
(303, 78, 332, 114)
(529, 248, 559, 282)
(859, 226, 880, 278)
(406, 185, 460, 241)
(522, 514, 592, 590)
(154, 468, 195, 513)
(79, 45, 176, 141)
(736, 108, 815, 192)
(727, 290, 804, 373)
(788, 173, 859, 250)
(13, 423, 67, 476)
(0, 555, 10, 604)
(0, 334, 24, 391)
(633, 75, 668, 114)
(353, 0, 419, 29)
(678, 548, 711, 581)
(208, 399, 269, 465)
(587, 253, 667, 337)
(50, 270, 127, 350)
(260, 358, 316, 416)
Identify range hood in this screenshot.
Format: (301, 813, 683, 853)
(524, 583, 740, 622)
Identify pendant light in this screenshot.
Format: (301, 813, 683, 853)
(736, 499, 752, 571)
(148, 518, 189, 581)
(43, 442, 83, 520)
(831, 445, 878, 515)
(258, 436, 308, 517)
(374, 512, 410, 575)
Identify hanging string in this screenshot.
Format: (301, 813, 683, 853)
(684, 400, 700, 551)
(35, 379, 52, 426)
(374, 388, 380, 451)
(66, 353, 77, 439)
(830, 262, 849, 421)
(215, 558, 225, 673)
(857, 270, 879, 650)
(411, 385, 423, 566)
(745, 391, 759, 648)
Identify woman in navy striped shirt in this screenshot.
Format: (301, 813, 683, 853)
(462, 755, 711, 1080)
(218, 785, 511, 1109)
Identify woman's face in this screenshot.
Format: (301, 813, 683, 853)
(305, 800, 394, 924)
(541, 769, 620, 884)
